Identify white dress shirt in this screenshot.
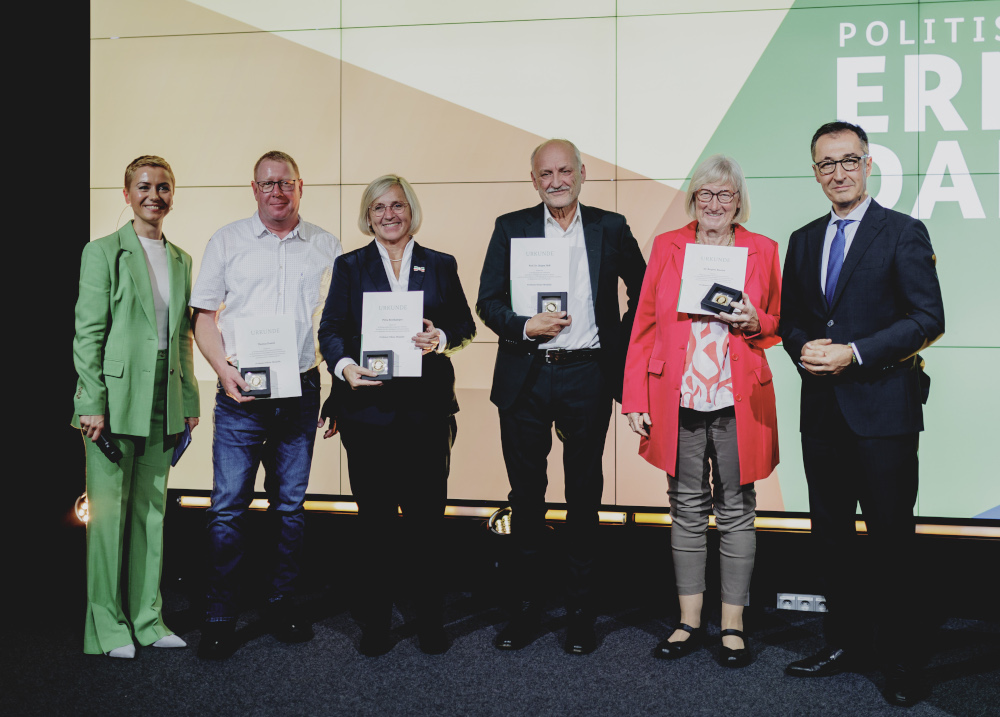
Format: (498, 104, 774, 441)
(527, 204, 600, 351)
(137, 234, 171, 350)
(189, 211, 342, 372)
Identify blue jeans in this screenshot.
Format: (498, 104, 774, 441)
(205, 370, 320, 621)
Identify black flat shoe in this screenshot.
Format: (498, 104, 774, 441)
(785, 645, 854, 677)
(882, 665, 928, 707)
(652, 623, 702, 660)
(564, 610, 596, 655)
(719, 628, 751, 668)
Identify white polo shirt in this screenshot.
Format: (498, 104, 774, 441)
(190, 211, 342, 372)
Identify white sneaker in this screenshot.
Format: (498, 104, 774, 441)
(107, 644, 136, 659)
(152, 634, 187, 648)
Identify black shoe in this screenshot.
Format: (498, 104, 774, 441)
(882, 665, 928, 707)
(652, 623, 702, 660)
(785, 645, 855, 677)
(719, 628, 751, 668)
(418, 624, 451, 655)
(267, 601, 314, 644)
(494, 601, 542, 650)
(359, 627, 393, 657)
(197, 622, 238, 660)
(564, 610, 596, 655)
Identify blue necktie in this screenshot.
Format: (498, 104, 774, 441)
(825, 219, 854, 306)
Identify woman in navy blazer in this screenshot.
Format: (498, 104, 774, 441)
(318, 175, 475, 657)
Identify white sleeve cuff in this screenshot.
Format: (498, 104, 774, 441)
(334, 357, 356, 381)
(435, 328, 447, 353)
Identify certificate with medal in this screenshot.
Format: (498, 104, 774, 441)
(234, 314, 302, 399)
(510, 238, 570, 318)
(361, 291, 424, 378)
(676, 244, 748, 315)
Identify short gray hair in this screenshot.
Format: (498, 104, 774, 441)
(685, 154, 751, 225)
(357, 174, 423, 237)
(530, 138, 583, 173)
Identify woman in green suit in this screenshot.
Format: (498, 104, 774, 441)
(73, 156, 200, 657)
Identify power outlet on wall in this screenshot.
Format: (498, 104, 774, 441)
(776, 593, 827, 612)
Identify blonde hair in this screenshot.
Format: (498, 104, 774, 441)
(124, 155, 174, 190)
(685, 154, 751, 225)
(357, 174, 423, 237)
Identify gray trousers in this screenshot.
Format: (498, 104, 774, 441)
(669, 406, 756, 606)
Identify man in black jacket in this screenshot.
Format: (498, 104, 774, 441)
(477, 139, 646, 655)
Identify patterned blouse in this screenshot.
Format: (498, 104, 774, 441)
(679, 317, 734, 411)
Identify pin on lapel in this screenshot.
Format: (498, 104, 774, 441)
(413, 266, 425, 272)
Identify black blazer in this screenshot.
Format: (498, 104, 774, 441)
(318, 240, 476, 426)
(476, 203, 646, 408)
(779, 199, 945, 437)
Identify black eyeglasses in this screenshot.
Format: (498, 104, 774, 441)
(370, 201, 409, 217)
(256, 180, 299, 193)
(814, 155, 868, 175)
(695, 189, 739, 205)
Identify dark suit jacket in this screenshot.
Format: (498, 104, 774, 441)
(779, 199, 945, 437)
(318, 240, 476, 426)
(476, 203, 646, 409)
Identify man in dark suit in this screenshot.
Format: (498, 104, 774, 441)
(477, 139, 646, 654)
(780, 121, 945, 707)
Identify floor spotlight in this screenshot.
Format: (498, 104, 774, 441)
(75, 493, 89, 524)
(487, 506, 512, 535)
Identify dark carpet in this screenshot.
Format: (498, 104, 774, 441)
(6, 511, 998, 717)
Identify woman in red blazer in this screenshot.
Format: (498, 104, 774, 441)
(622, 155, 780, 668)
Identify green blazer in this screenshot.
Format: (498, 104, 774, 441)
(72, 221, 200, 437)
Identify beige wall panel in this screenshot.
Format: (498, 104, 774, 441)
(614, 411, 668, 507)
(340, 21, 617, 184)
(343, 0, 615, 27)
(90, 30, 341, 188)
(447, 388, 510, 501)
(92, 0, 261, 38)
(187, 1, 343, 33)
(615, 178, 687, 258)
(617, 10, 787, 181)
(618, 0, 794, 15)
(452, 342, 497, 391)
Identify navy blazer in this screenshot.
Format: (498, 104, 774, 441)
(779, 199, 945, 437)
(476, 203, 646, 408)
(318, 240, 476, 426)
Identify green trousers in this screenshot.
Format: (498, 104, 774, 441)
(84, 353, 175, 654)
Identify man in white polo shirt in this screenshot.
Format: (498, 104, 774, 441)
(190, 150, 342, 659)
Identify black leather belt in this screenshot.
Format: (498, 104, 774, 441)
(534, 348, 601, 365)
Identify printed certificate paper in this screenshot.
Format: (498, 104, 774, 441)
(677, 244, 749, 315)
(234, 314, 302, 398)
(361, 291, 424, 378)
(510, 238, 569, 317)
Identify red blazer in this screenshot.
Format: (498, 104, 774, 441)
(621, 222, 781, 485)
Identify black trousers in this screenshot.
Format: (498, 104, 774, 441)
(339, 414, 457, 630)
(498, 357, 611, 608)
(801, 396, 919, 666)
